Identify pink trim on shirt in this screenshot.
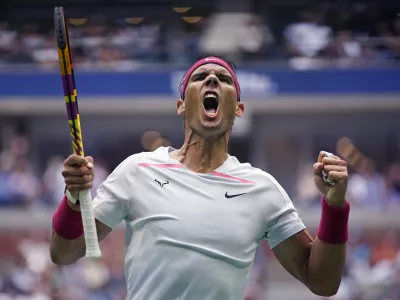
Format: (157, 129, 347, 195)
(137, 163, 184, 168)
(138, 163, 255, 184)
(212, 171, 255, 184)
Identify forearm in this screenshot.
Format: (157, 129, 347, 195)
(306, 198, 349, 295)
(50, 196, 112, 264)
(306, 238, 346, 295)
(50, 196, 86, 265)
(50, 231, 86, 265)
(275, 154, 350, 297)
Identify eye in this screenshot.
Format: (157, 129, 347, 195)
(193, 74, 206, 81)
(218, 75, 232, 84)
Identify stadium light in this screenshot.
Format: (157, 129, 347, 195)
(125, 18, 144, 24)
(182, 17, 202, 23)
(68, 18, 88, 26)
(173, 7, 191, 13)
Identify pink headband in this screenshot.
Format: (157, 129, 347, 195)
(180, 57, 241, 101)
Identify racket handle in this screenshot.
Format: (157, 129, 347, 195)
(79, 189, 101, 259)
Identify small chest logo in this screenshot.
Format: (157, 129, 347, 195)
(155, 179, 169, 187)
(225, 192, 247, 199)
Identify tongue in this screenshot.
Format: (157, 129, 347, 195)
(206, 108, 217, 114)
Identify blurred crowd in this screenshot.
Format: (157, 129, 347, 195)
(294, 158, 400, 209)
(0, 134, 109, 209)
(0, 3, 400, 69)
(337, 229, 400, 300)
(1, 227, 400, 299)
(0, 228, 126, 300)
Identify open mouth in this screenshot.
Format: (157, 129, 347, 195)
(203, 92, 219, 117)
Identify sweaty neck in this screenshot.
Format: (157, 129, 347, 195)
(171, 129, 229, 174)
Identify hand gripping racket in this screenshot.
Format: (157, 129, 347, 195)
(54, 7, 101, 259)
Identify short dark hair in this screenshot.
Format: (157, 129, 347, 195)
(178, 56, 237, 99)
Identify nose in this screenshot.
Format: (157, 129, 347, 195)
(205, 75, 219, 88)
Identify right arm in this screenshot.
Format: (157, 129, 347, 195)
(50, 210, 111, 265)
(50, 154, 131, 265)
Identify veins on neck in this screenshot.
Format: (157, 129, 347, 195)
(170, 129, 229, 174)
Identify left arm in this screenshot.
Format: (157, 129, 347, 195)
(273, 229, 345, 297)
(269, 151, 350, 297)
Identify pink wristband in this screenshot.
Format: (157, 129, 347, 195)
(317, 197, 350, 244)
(52, 196, 83, 240)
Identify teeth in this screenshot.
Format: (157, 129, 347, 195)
(205, 93, 217, 98)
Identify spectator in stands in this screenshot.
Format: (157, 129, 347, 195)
(96, 46, 131, 69)
(5, 39, 34, 64)
(31, 37, 59, 69)
(346, 159, 385, 208)
(7, 156, 41, 207)
(131, 22, 163, 63)
(0, 134, 39, 207)
(376, 16, 400, 60)
(0, 22, 17, 60)
(370, 231, 399, 266)
(334, 29, 364, 65)
(0, 134, 30, 171)
(20, 23, 46, 49)
(392, 18, 400, 58)
(90, 158, 109, 196)
(237, 15, 274, 62)
(80, 25, 107, 55)
(2, 6, 400, 66)
(295, 162, 321, 207)
(42, 156, 66, 206)
(0, 165, 14, 206)
(385, 161, 400, 206)
(283, 7, 334, 68)
(343, 230, 399, 299)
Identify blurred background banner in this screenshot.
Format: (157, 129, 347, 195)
(2, 67, 400, 97)
(1, 0, 400, 299)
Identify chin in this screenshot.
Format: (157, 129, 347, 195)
(201, 118, 223, 129)
(196, 121, 228, 139)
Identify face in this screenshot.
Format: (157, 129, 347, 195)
(177, 63, 244, 139)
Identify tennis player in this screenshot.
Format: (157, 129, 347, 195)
(50, 56, 350, 300)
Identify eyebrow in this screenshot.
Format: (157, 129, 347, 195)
(195, 67, 230, 75)
(191, 70, 233, 81)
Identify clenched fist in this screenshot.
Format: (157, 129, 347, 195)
(313, 151, 348, 208)
(62, 154, 94, 200)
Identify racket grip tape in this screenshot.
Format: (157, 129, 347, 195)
(79, 189, 101, 258)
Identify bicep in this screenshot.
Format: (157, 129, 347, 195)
(90, 157, 139, 229)
(92, 177, 129, 229)
(261, 172, 310, 280)
(272, 229, 314, 283)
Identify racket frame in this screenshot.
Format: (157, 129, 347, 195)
(54, 6, 101, 259)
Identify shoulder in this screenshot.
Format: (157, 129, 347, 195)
(228, 158, 283, 187)
(228, 158, 291, 204)
(111, 147, 169, 175)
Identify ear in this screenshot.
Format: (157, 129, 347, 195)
(235, 102, 244, 118)
(176, 99, 185, 115)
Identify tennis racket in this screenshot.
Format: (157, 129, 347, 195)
(54, 6, 101, 259)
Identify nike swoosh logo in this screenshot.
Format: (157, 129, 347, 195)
(225, 192, 247, 199)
